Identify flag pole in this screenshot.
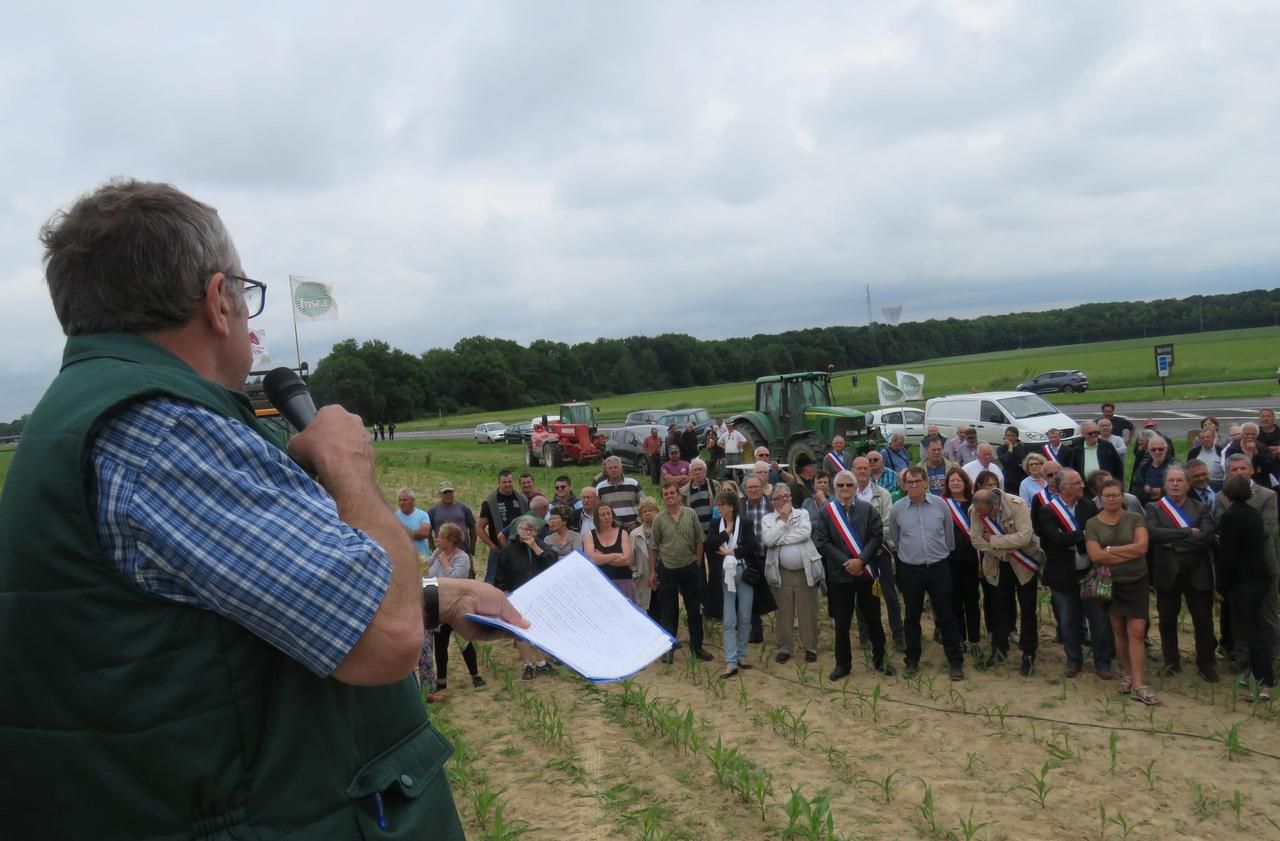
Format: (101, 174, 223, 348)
(288, 275, 302, 370)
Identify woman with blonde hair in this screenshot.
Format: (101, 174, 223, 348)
(631, 496, 660, 610)
(1018, 453, 1048, 507)
(427, 523, 485, 691)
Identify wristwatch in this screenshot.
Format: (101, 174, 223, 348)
(422, 577, 440, 632)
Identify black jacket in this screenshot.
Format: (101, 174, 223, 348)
(705, 519, 777, 614)
(1036, 497, 1098, 593)
(996, 444, 1029, 495)
(1062, 439, 1125, 483)
(493, 538, 553, 592)
(811, 498, 884, 585)
(1144, 496, 1215, 592)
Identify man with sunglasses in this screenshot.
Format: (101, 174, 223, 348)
(1063, 421, 1123, 483)
(0, 180, 523, 839)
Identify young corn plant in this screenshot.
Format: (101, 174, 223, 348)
(859, 768, 900, 803)
(1210, 720, 1247, 761)
(1108, 730, 1118, 774)
(1010, 762, 1054, 809)
(782, 787, 837, 841)
(915, 778, 942, 836)
(964, 752, 981, 777)
(1188, 780, 1224, 823)
(1136, 759, 1157, 792)
(1109, 812, 1145, 841)
(953, 806, 993, 841)
(1229, 789, 1244, 830)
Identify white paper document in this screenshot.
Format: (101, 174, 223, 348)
(465, 551, 675, 683)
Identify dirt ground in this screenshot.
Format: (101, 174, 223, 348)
(431, 599, 1280, 841)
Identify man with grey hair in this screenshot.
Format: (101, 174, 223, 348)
(1064, 421, 1124, 481)
(395, 487, 432, 561)
(1145, 465, 1217, 681)
(962, 443, 1003, 485)
(943, 424, 969, 464)
(852, 456, 904, 651)
(970, 484, 1044, 676)
(597, 455, 642, 531)
(0, 179, 524, 838)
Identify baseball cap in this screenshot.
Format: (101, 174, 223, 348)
(439, 481, 455, 493)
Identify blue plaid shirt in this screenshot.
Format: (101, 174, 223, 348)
(89, 397, 391, 677)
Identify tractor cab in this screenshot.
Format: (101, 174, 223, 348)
(757, 374, 835, 441)
(558, 402, 597, 433)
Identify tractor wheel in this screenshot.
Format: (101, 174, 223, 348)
(738, 425, 766, 463)
(786, 439, 821, 476)
(525, 443, 539, 467)
(544, 443, 561, 468)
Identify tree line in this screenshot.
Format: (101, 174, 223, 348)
(299, 287, 1280, 422)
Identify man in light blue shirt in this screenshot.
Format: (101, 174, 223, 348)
(395, 488, 432, 560)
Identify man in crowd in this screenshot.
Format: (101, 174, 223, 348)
(1098, 402, 1135, 445)
(1041, 428, 1065, 465)
(1063, 421, 1124, 482)
(970, 486, 1044, 676)
(956, 428, 981, 466)
(1145, 466, 1218, 681)
(718, 420, 748, 466)
(1216, 454, 1279, 667)
(917, 435, 958, 496)
(1187, 429, 1226, 490)
(679, 458, 721, 617)
(661, 445, 691, 488)
(643, 427, 665, 483)
(396, 488, 432, 562)
(852, 456, 905, 651)
(1258, 408, 1280, 453)
(739, 476, 770, 642)
(577, 485, 599, 534)
(963, 443, 1003, 485)
(996, 426, 1029, 494)
(0, 178, 526, 838)
(824, 435, 852, 476)
(867, 449, 897, 493)
(550, 475, 582, 529)
(1225, 422, 1280, 488)
(880, 432, 912, 478)
(943, 424, 969, 464)
(1098, 418, 1127, 463)
(1130, 433, 1177, 505)
(890, 467, 964, 680)
(519, 472, 540, 501)
(427, 481, 478, 554)
(1036, 469, 1113, 679)
(1185, 460, 1219, 515)
(813, 470, 894, 679)
(598, 455, 642, 531)
(650, 481, 712, 664)
(788, 454, 818, 505)
(478, 469, 530, 584)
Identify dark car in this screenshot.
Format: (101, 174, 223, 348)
(503, 421, 532, 444)
(603, 425, 659, 478)
(1016, 370, 1089, 394)
(624, 409, 670, 427)
(656, 408, 714, 440)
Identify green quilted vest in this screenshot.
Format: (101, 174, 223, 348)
(0, 333, 463, 840)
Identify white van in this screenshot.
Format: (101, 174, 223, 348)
(924, 391, 1079, 446)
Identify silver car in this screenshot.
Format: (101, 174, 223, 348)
(865, 407, 926, 445)
(473, 422, 506, 444)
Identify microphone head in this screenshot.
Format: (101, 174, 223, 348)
(262, 367, 307, 408)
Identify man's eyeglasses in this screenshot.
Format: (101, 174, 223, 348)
(1084, 431, 1100, 437)
(904, 479, 924, 485)
(229, 275, 266, 319)
(834, 482, 854, 488)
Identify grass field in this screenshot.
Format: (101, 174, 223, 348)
(401, 325, 1280, 431)
(0, 448, 13, 489)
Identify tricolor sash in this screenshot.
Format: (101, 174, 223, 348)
(1042, 444, 1060, 464)
(825, 501, 876, 579)
(981, 514, 1040, 573)
(1035, 488, 1056, 507)
(1047, 497, 1080, 533)
(944, 497, 970, 532)
(825, 451, 846, 474)
(1157, 496, 1192, 528)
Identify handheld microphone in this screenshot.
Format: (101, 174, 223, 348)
(263, 367, 317, 431)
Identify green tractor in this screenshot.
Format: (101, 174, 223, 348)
(730, 371, 882, 469)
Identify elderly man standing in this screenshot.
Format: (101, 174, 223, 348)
(0, 179, 527, 839)
(970, 486, 1045, 676)
(824, 435, 853, 477)
(680, 458, 721, 619)
(881, 432, 912, 478)
(962, 443, 1003, 486)
(650, 481, 713, 664)
(890, 467, 965, 680)
(597, 455, 642, 531)
(1036, 469, 1114, 679)
(852, 456, 905, 651)
(763, 484, 824, 664)
(1215, 454, 1279, 668)
(1064, 422, 1124, 483)
(577, 485, 599, 534)
(943, 424, 969, 464)
(814, 470, 894, 679)
(1146, 466, 1218, 681)
(395, 488, 433, 565)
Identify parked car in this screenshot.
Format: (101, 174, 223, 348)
(1016, 370, 1089, 394)
(624, 409, 670, 427)
(503, 421, 532, 444)
(865, 407, 926, 445)
(924, 391, 1079, 446)
(656, 408, 714, 440)
(603, 425, 659, 478)
(473, 421, 506, 444)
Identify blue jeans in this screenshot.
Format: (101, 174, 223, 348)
(1051, 588, 1114, 670)
(722, 567, 754, 666)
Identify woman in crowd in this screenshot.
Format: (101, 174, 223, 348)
(1085, 479, 1154, 704)
(763, 482, 824, 665)
(630, 497, 659, 611)
(705, 488, 760, 678)
(546, 504, 582, 558)
(751, 460, 774, 498)
(1018, 453, 1048, 507)
(583, 502, 636, 600)
(973, 470, 1002, 493)
(996, 426, 1028, 495)
(942, 468, 981, 655)
(495, 515, 555, 680)
(1217, 475, 1274, 701)
(428, 523, 485, 691)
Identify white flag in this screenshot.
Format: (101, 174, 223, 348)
(876, 376, 906, 406)
(895, 370, 925, 400)
(248, 328, 270, 367)
(289, 275, 340, 323)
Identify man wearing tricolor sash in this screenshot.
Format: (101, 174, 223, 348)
(1035, 469, 1115, 679)
(813, 470, 894, 681)
(1144, 466, 1218, 682)
(823, 435, 852, 478)
(1041, 428, 1065, 465)
(969, 487, 1045, 676)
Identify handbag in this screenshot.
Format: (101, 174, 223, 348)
(1080, 564, 1113, 602)
(741, 562, 765, 588)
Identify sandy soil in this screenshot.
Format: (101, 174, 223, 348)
(432, 600, 1280, 840)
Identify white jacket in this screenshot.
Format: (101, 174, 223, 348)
(762, 507, 825, 590)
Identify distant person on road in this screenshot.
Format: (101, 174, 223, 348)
(661, 446, 691, 488)
(1063, 421, 1124, 482)
(597, 455, 642, 531)
(477, 469, 530, 584)
(917, 435, 958, 496)
(1098, 403, 1134, 445)
(997, 426, 1029, 494)
(880, 432, 911, 478)
(387, 422, 396, 441)
(942, 424, 969, 464)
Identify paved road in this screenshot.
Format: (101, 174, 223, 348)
(397, 396, 1277, 444)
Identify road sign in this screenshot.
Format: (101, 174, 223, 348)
(1153, 343, 1174, 365)
(1156, 355, 1171, 378)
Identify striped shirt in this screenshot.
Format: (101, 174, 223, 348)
(596, 477, 642, 530)
(88, 397, 391, 677)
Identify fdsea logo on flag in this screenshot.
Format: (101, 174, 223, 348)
(290, 276, 340, 322)
(876, 376, 906, 406)
(895, 371, 925, 400)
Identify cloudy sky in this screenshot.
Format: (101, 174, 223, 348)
(2, 1, 1278, 420)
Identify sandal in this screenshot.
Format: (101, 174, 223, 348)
(1130, 685, 1160, 706)
(1117, 673, 1133, 694)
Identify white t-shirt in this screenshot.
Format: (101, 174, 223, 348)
(718, 429, 748, 454)
(963, 460, 1004, 485)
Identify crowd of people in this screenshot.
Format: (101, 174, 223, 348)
(402, 403, 1280, 705)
